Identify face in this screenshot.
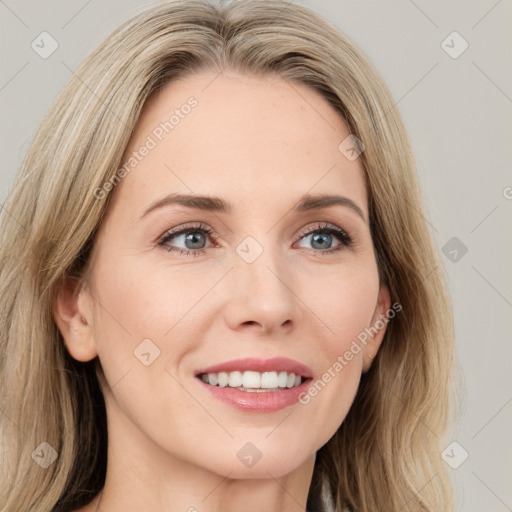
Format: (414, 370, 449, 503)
(57, 71, 390, 480)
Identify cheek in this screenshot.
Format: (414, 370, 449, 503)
(87, 257, 206, 442)
(300, 259, 380, 352)
(91, 253, 211, 352)
(275, 260, 380, 442)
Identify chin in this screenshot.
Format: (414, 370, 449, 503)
(199, 448, 312, 480)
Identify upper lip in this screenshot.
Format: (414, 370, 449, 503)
(195, 357, 313, 379)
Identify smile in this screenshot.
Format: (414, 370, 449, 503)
(194, 357, 314, 412)
(199, 370, 304, 391)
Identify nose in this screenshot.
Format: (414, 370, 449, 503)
(222, 243, 300, 336)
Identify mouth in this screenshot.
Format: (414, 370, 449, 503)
(197, 370, 311, 392)
(193, 357, 313, 411)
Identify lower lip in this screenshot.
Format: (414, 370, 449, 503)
(197, 377, 313, 412)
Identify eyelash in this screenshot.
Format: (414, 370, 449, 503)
(156, 222, 353, 257)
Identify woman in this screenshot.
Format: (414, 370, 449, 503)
(0, 1, 463, 510)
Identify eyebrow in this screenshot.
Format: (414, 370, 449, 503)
(138, 192, 366, 222)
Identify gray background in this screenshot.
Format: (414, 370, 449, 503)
(1, 1, 511, 510)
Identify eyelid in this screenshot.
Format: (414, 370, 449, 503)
(156, 221, 216, 245)
(295, 222, 350, 241)
(294, 222, 353, 251)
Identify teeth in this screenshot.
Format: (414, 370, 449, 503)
(277, 371, 288, 388)
(242, 371, 260, 389)
(261, 371, 278, 388)
(217, 372, 229, 387)
(228, 371, 243, 388)
(201, 370, 304, 390)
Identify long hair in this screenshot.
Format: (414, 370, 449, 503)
(0, 1, 464, 510)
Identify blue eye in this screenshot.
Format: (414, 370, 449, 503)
(157, 222, 214, 256)
(157, 222, 353, 256)
(296, 224, 353, 253)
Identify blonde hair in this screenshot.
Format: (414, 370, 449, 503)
(0, 1, 464, 510)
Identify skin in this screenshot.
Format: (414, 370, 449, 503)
(54, 70, 390, 512)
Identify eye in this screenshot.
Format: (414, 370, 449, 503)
(156, 221, 353, 257)
(294, 223, 353, 255)
(156, 222, 215, 256)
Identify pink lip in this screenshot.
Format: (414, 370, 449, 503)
(194, 357, 314, 413)
(198, 378, 313, 412)
(195, 357, 313, 379)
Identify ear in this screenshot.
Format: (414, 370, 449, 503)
(53, 276, 97, 362)
(362, 283, 391, 373)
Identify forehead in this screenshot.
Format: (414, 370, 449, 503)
(110, 71, 368, 220)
